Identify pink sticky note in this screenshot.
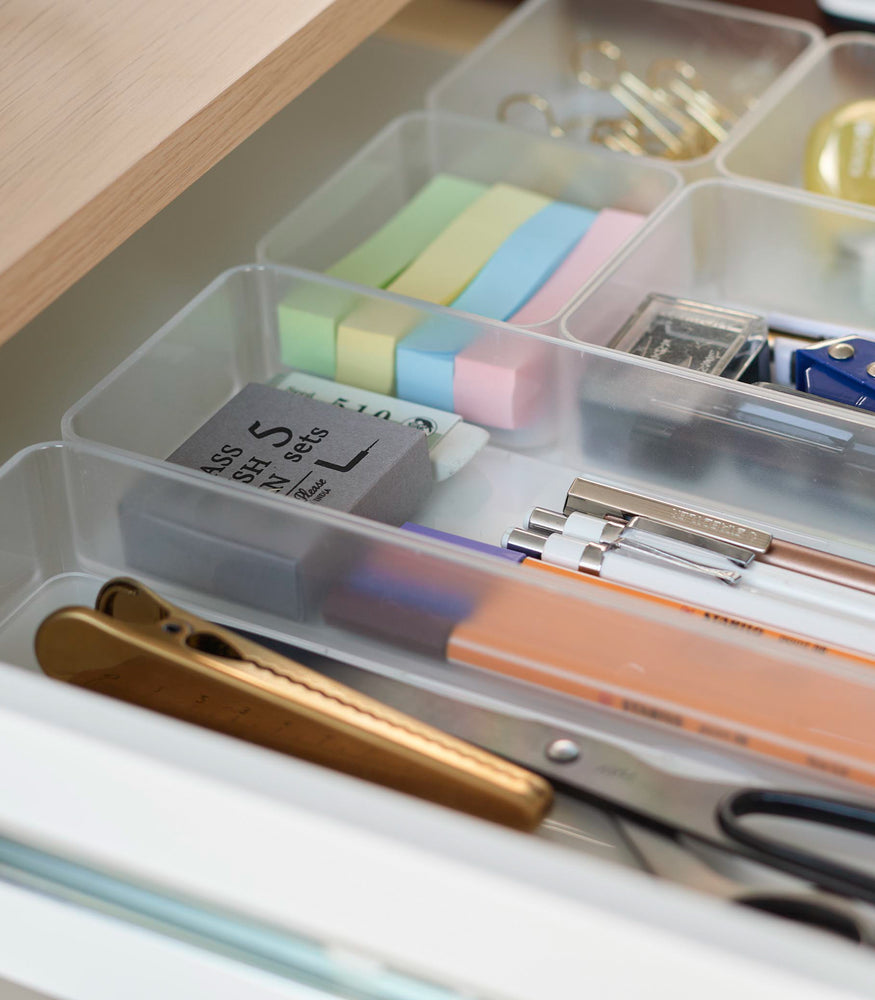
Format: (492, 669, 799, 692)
(453, 209, 645, 429)
(450, 331, 550, 429)
(511, 208, 645, 327)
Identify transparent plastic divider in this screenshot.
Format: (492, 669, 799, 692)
(426, 0, 822, 176)
(255, 111, 682, 332)
(560, 180, 875, 550)
(3, 441, 875, 793)
(563, 178, 875, 342)
(63, 263, 875, 567)
(719, 34, 875, 202)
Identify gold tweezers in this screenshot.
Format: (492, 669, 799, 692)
(35, 578, 552, 831)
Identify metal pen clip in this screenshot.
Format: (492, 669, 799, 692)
(34, 578, 552, 831)
(517, 515, 741, 584)
(505, 525, 740, 584)
(564, 479, 771, 566)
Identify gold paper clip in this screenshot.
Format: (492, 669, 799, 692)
(496, 91, 593, 140)
(647, 58, 736, 143)
(590, 117, 646, 156)
(572, 40, 700, 158)
(35, 578, 552, 831)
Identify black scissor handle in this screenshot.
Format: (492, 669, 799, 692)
(718, 788, 875, 906)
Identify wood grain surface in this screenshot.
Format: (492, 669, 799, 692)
(0, 0, 411, 346)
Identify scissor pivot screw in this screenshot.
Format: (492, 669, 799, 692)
(546, 738, 580, 763)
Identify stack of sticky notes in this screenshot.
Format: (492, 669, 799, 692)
(276, 172, 645, 427)
(278, 174, 487, 377)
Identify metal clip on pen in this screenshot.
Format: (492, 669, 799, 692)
(504, 526, 740, 584)
(528, 507, 743, 582)
(34, 578, 553, 832)
(562, 478, 875, 600)
(564, 478, 769, 565)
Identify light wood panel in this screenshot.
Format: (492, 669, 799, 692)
(0, 0, 410, 346)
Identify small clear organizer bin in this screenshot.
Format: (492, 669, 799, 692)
(256, 111, 681, 332)
(59, 263, 875, 791)
(561, 178, 875, 502)
(719, 34, 875, 201)
(426, 0, 822, 176)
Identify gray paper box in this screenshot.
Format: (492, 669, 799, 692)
(168, 383, 433, 525)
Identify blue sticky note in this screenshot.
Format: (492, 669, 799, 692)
(395, 201, 598, 410)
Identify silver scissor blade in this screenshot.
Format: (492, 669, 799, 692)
(311, 657, 737, 845)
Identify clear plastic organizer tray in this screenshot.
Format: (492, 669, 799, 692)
(563, 176, 875, 352)
(426, 0, 821, 176)
(65, 263, 875, 566)
(56, 261, 875, 786)
(6, 439, 875, 798)
(719, 34, 875, 204)
(255, 111, 681, 332)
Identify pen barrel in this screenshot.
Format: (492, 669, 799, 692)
(761, 540, 875, 600)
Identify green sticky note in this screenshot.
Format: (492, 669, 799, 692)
(278, 285, 357, 378)
(278, 174, 487, 375)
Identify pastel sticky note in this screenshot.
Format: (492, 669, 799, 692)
(451, 331, 551, 430)
(387, 183, 551, 304)
(335, 299, 422, 394)
(453, 209, 646, 429)
(336, 183, 550, 393)
(396, 201, 597, 409)
(511, 208, 645, 326)
(328, 175, 488, 287)
(277, 174, 487, 376)
(277, 285, 358, 379)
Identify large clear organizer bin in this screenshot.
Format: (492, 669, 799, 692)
(256, 111, 681, 332)
(427, 0, 821, 177)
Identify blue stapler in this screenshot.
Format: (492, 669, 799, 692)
(795, 337, 875, 411)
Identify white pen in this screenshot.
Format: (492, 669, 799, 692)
(505, 523, 875, 657)
(528, 506, 875, 617)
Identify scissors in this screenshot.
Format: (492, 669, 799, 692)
(37, 579, 875, 946)
(254, 641, 875, 947)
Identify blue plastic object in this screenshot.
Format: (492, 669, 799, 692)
(795, 338, 875, 411)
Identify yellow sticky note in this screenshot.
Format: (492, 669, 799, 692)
(336, 300, 422, 395)
(337, 183, 550, 393)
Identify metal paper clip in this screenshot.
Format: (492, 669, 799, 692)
(496, 92, 593, 140)
(572, 40, 700, 158)
(647, 58, 736, 143)
(35, 577, 552, 831)
(497, 92, 566, 138)
(564, 479, 771, 565)
(590, 117, 646, 156)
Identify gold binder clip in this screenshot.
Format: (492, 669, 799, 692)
(35, 577, 552, 831)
